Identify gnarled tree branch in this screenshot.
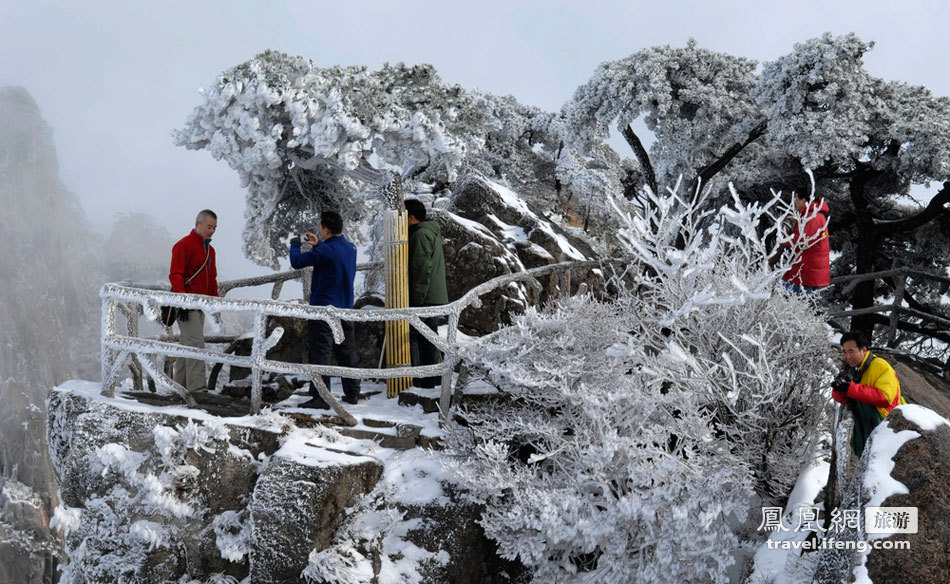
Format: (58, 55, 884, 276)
(877, 181, 950, 236)
(694, 121, 768, 189)
(621, 124, 658, 196)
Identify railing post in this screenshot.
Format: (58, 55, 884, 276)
(822, 405, 855, 531)
(301, 267, 312, 302)
(121, 303, 144, 392)
(100, 295, 117, 397)
(439, 312, 460, 424)
(249, 311, 268, 414)
(887, 270, 906, 348)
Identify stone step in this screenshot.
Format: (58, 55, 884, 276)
(397, 387, 441, 413)
(337, 418, 442, 450)
(397, 384, 502, 415)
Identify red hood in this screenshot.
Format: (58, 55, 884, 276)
(801, 198, 829, 216)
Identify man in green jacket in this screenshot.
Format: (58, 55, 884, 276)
(405, 199, 448, 388)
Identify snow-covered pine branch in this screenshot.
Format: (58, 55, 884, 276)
(563, 38, 762, 192)
(562, 33, 950, 353)
(175, 52, 606, 266)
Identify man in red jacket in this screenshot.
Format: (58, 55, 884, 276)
(169, 209, 218, 391)
(782, 193, 830, 295)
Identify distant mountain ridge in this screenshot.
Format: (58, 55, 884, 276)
(0, 86, 104, 582)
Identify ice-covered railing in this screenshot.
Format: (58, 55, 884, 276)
(100, 261, 597, 425)
(118, 262, 383, 303)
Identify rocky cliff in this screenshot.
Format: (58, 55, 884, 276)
(0, 478, 61, 584)
(47, 381, 515, 583)
(1, 85, 107, 584)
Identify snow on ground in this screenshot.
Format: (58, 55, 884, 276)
(276, 378, 444, 439)
(55, 374, 453, 500)
(58, 373, 448, 435)
(55, 380, 293, 432)
(746, 457, 829, 584)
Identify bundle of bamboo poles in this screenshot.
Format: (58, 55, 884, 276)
(384, 208, 412, 397)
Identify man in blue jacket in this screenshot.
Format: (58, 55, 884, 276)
(289, 211, 361, 408)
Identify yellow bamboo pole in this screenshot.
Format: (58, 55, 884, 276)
(385, 208, 411, 397)
(400, 210, 411, 394)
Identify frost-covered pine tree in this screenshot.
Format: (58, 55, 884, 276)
(752, 34, 950, 344)
(564, 33, 950, 352)
(566, 38, 762, 196)
(442, 184, 832, 583)
(174, 52, 605, 267)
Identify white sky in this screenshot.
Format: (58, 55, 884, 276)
(1, 0, 948, 281)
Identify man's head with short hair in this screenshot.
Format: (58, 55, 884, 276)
(194, 209, 217, 239)
(320, 210, 344, 236)
(405, 199, 426, 224)
(794, 192, 808, 212)
(196, 209, 217, 224)
(840, 331, 870, 367)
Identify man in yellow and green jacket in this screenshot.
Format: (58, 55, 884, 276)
(832, 331, 906, 456)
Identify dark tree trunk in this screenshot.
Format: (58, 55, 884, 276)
(849, 171, 878, 338)
(621, 124, 658, 197)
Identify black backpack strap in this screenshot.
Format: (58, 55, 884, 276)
(858, 352, 877, 378)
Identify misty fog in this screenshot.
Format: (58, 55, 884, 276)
(0, 88, 182, 502)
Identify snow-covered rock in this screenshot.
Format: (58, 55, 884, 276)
(46, 380, 514, 583)
(445, 171, 603, 333)
(0, 478, 60, 584)
(813, 405, 950, 584)
(396, 484, 523, 584)
(47, 381, 275, 582)
(249, 451, 382, 584)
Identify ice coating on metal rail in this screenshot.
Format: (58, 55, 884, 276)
(100, 260, 597, 417)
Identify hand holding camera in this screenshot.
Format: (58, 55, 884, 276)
(830, 366, 857, 403)
(832, 374, 851, 394)
(289, 232, 318, 247)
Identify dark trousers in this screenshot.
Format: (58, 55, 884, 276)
(308, 320, 361, 399)
(409, 315, 443, 388)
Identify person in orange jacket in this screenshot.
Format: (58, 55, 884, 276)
(832, 331, 905, 456)
(782, 193, 830, 295)
(169, 209, 218, 391)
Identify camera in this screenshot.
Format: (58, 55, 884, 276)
(836, 365, 860, 383)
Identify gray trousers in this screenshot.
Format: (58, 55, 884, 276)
(174, 310, 206, 391)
